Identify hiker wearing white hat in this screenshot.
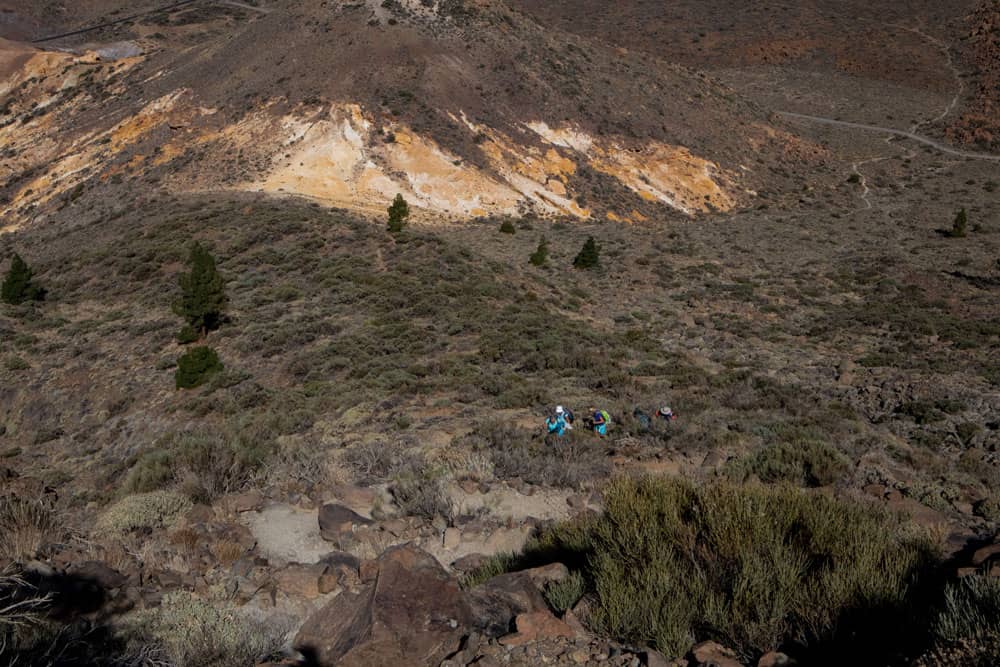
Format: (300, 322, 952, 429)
(545, 405, 574, 437)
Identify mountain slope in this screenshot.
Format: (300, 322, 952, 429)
(0, 0, 817, 229)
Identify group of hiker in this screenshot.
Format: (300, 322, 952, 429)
(545, 404, 675, 438)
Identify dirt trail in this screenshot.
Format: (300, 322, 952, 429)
(777, 112, 1000, 162)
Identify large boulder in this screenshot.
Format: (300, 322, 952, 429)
(318, 503, 373, 542)
(295, 544, 471, 666)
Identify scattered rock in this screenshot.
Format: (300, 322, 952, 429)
(643, 649, 673, 667)
(563, 609, 589, 639)
(318, 503, 373, 542)
(228, 490, 265, 513)
(468, 571, 549, 637)
(452, 553, 489, 573)
(328, 484, 378, 518)
(358, 557, 379, 583)
(185, 503, 216, 523)
(971, 541, 1000, 567)
(499, 610, 574, 647)
(274, 563, 325, 599)
(691, 641, 742, 667)
(758, 651, 793, 667)
(521, 562, 569, 587)
(444, 527, 462, 550)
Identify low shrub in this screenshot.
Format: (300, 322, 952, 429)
(175, 346, 223, 389)
(95, 491, 192, 536)
(460, 421, 610, 489)
(544, 570, 585, 614)
(484, 477, 939, 662)
(934, 575, 1000, 644)
(726, 439, 850, 487)
(121, 591, 292, 667)
(391, 466, 453, 521)
(460, 552, 518, 589)
(124, 450, 175, 494)
(0, 497, 56, 562)
(343, 440, 407, 485)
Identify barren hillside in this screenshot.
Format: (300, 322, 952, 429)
(1, 2, 999, 667)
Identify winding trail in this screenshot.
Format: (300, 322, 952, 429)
(776, 111, 1000, 162)
(778, 17, 998, 214)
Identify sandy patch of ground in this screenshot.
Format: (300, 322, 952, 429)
(244, 503, 331, 565)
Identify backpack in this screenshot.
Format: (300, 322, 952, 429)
(600, 410, 611, 425)
(564, 408, 575, 424)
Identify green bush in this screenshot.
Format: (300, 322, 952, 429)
(544, 570, 586, 614)
(491, 477, 938, 661)
(726, 439, 850, 487)
(573, 236, 600, 270)
(499, 219, 516, 234)
(175, 346, 223, 389)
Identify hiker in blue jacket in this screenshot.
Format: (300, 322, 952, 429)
(590, 406, 611, 436)
(545, 405, 572, 437)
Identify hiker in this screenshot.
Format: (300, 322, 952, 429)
(633, 407, 652, 433)
(590, 406, 611, 436)
(657, 406, 676, 425)
(545, 405, 572, 437)
(560, 405, 575, 427)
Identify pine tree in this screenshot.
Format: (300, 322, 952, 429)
(950, 208, 968, 238)
(1, 253, 44, 305)
(387, 194, 410, 233)
(573, 236, 600, 270)
(529, 237, 549, 266)
(174, 243, 227, 339)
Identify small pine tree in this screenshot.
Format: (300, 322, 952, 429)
(387, 194, 410, 233)
(175, 346, 223, 389)
(1, 253, 44, 305)
(950, 208, 968, 238)
(573, 236, 600, 270)
(499, 219, 516, 234)
(530, 237, 549, 266)
(174, 243, 227, 339)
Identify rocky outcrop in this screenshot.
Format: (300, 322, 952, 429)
(295, 544, 471, 666)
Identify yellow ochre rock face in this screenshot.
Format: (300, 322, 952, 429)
(2, 42, 745, 230)
(252, 107, 740, 220)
